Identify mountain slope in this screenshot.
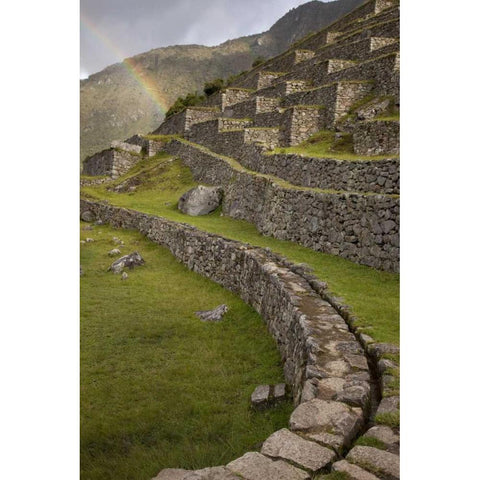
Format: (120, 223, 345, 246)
(80, 0, 364, 160)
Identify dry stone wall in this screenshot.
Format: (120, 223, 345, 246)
(243, 153, 399, 195)
(283, 81, 373, 125)
(166, 140, 399, 272)
(80, 199, 399, 479)
(354, 120, 399, 155)
(153, 108, 219, 135)
(82, 148, 141, 179)
(327, 52, 399, 98)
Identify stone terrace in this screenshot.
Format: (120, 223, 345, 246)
(80, 0, 401, 477)
(81, 0, 400, 273)
(161, 0, 400, 273)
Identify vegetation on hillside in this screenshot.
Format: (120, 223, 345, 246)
(165, 92, 206, 119)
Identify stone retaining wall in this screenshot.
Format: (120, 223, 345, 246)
(80, 199, 399, 479)
(283, 81, 373, 125)
(166, 140, 399, 272)
(125, 134, 166, 157)
(327, 52, 399, 98)
(82, 148, 141, 179)
(282, 106, 325, 146)
(110, 140, 142, 154)
(354, 120, 399, 155)
(153, 108, 219, 135)
(244, 153, 400, 195)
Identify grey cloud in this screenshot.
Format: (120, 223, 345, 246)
(81, 0, 334, 77)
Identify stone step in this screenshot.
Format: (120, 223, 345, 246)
(226, 452, 309, 480)
(289, 398, 364, 450)
(277, 36, 398, 87)
(363, 425, 400, 454)
(297, 7, 398, 54)
(283, 80, 374, 126)
(326, 51, 399, 98)
(332, 460, 381, 480)
(261, 428, 336, 472)
(153, 466, 242, 480)
(316, 0, 398, 36)
(353, 120, 399, 156)
(346, 446, 400, 480)
(334, 18, 399, 49)
(335, 4, 399, 36)
(229, 1, 398, 90)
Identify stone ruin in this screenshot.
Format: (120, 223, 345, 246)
(81, 1, 401, 477)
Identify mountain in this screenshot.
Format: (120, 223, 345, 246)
(80, 0, 364, 161)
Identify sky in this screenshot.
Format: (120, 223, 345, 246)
(80, 0, 335, 78)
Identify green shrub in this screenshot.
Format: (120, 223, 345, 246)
(252, 56, 266, 68)
(203, 78, 225, 97)
(165, 92, 205, 118)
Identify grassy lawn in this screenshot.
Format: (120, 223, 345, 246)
(81, 153, 399, 345)
(80, 222, 292, 480)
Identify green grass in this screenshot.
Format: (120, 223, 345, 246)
(375, 411, 400, 428)
(81, 154, 399, 345)
(81, 222, 292, 480)
(354, 435, 387, 450)
(314, 472, 349, 480)
(269, 130, 398, 161)
(141, 134, 181, 142)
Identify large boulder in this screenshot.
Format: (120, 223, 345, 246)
(178, 186, 222, 216)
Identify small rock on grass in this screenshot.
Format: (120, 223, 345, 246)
(109, 248, 122, 256)
(108, 252, 145, 274)
(195, 304, 228, 322)
(80, 210, 95, 222)
(86, 238, 94, 243)
(121, 272, 128, 280)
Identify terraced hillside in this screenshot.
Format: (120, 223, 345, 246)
(81, 1, 400, 479)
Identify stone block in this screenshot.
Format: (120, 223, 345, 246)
(289, 399, 363, 447)
(364, 425, 399, 447)
(226, 452, 309, 480)
(251, 385, 270, 408)
(261, 428, 336, 471)
(347, 446, 399, 479)
(152, 469, 190, 480)
(376, 395, 399, 415)
(184, 467, 242, 480)
(332, 460, 381, 480)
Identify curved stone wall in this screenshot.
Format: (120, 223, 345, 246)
(80, 199, 399, 479)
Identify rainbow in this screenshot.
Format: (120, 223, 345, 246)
(81, 13, 169, 115)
